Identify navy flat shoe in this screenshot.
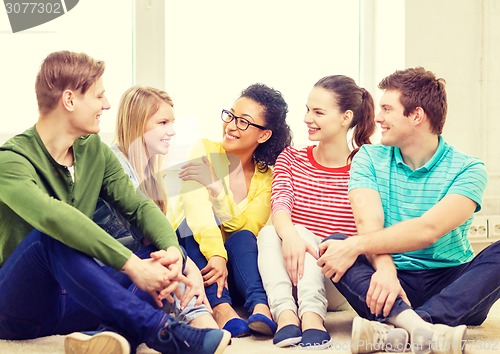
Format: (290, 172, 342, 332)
(222, 318, 250, 338)
(273, 324, 302, 348)
(247, 313, 277, 336)
(300, 329, 332, 350)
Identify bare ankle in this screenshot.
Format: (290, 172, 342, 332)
(252, 304, 272, 319)
(301, 311, 325, 331)
(277, 309, 300, 330)
(213, 303, 239, 327)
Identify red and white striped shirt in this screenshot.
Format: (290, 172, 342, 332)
(271, 145, 357, 238)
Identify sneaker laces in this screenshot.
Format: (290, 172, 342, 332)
(371, 323, 390, 349)
(159, 317, 207, 353)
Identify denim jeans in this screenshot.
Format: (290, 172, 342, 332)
(177, 219, 268, 314)
(323, 233, 500, 326)
(0, 229, 167, 346)
(93, 197, 143, 251)
(93, 197, 209, 323)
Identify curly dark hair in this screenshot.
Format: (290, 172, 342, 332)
(240, 83, 292, 172)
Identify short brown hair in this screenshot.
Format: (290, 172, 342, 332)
(378, 67, 447, 134)
(35, 51, 105, 114)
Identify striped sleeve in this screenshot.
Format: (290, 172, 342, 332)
(271, 146, 296, 215)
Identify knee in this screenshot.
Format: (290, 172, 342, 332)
(475, 240, 500, 265)
(225, 230, 256, 250)
(257, 225, 280, 246)
(134, 244, 158, 259)
(25, 230, 58, 252)
(176, 219, 194, 240)
(322, 233, 348, 242)
(486, 240, 500, 254)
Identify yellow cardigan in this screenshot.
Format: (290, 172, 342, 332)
(173, 139, 272, 261)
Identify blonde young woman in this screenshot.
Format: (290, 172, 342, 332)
(93, 86, 218, 330)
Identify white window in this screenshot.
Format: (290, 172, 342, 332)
(163, 0, 362, 150)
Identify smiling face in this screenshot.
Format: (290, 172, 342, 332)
(304, 87, 346, 143)
(375, 89, 414, 147)
(143, 101, 176, 157)
(221, 97, 269, 156)
(70, 77, 110, 136)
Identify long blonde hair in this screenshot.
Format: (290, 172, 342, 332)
(115, 86, 173, 214)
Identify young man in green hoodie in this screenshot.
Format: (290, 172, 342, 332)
(0, 50, 230, 354)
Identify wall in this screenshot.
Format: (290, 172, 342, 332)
(0, 0, 134, 144)
(405, 0, 500, 215)
(162, 0, 361, 157)
(135, 0, 165, 89)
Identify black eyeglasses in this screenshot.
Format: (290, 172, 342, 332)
(221, 109, 267, 131)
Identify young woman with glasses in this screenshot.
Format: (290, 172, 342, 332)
(257, 75, 376, 349)
(176, 83, 292, 338)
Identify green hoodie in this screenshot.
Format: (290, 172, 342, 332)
(0, 126, 180, 270)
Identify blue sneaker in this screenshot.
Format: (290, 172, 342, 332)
(150, 317, 231, 354)
(64, 331, 130, 354)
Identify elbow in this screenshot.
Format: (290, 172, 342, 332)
(420, 220, 442, 246)
(40, 210, 59, 230)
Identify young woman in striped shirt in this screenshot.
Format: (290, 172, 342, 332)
(257, 75, 375, 349)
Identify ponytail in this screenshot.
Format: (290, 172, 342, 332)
(348, 88, 375, 162)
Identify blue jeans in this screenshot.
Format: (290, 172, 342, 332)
(177, 220, 268, 314)
(0, 229, 167, 346)
(93, 197, 143, 251)
(323, 233, 500, 326)
(93, 197, 209, 323)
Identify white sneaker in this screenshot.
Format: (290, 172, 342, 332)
(411, 324, 467, 354)
(64, 331, 130, 354)
(351, 316, 409, 353)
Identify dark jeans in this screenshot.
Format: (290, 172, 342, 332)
(177, 220, 268, 314)
(0, 229, 166, 346)
(93, 197, 143, 252)
(323, 233, 500, 326)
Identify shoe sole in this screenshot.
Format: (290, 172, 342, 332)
(453, 325, 467, 354)
(440, 324, 467, 354)
(248, 320, 274, 336)
(64, 331, 130, 354)
(298, 338, 332, 350)
(214, 330, 232, 354)
(274, 336, 302, 348)
(351, 316, 363, 354)
(411, 324, 467, 354)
